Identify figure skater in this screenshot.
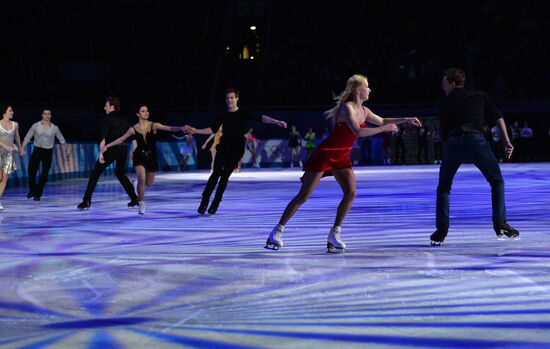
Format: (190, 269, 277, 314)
(0, 105, 22, 212)
(100, 104, 185, 215)
(183, 88, 287, 215)
(265, 75, 421, 252)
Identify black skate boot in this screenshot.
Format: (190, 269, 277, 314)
(494, 222, 520, 240)
(430, 227, 448, 246)
(127, 199, 139, 208)
(197, 197, 209, 215)
(77, 201, 91, 211)
(207, 199, 221, 215)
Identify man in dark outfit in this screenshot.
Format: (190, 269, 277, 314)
(77, 97, 138, 210)
(184, 88, 287, 215)
(430, 68, 519, 245)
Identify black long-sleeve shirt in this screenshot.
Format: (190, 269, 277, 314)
(209, 109, 262, 152)
(99, 111, 131, 144)
(439, 88, 503, 141)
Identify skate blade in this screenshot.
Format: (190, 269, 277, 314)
(497, 234, 521, 241)
(327, 243, 345, 254)
(264, 239, 281, 250)
(430, 240, 442, 246)
(327, 248, 345, 254)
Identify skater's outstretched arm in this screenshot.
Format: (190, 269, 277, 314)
(261, 115, 287, 129)
(101, 127, 135, 153)
(342, 104, 398, 137)
(367, 109, 422, 127)
(153, 123, 185, 133)
(183, 125, 213, 135)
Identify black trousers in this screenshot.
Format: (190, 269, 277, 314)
(28, 147, 53, 198)
(82, 146, 137, 202)
(201, 149, 243, 204)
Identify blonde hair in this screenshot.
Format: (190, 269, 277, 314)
(324, 74, 368, 122)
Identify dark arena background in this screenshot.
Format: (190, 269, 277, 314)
(1, 1, 550, 348)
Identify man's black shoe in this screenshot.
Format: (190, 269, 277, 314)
(208, 200, 221, 215)
(198, 198, 209, 215)
(430, 228, 448, 246)
(494, 222, 520, 240)
(128, 199, 139, 208)
(77, 201, 91, 211)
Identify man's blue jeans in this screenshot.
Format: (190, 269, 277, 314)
(436, 133, 506, 229)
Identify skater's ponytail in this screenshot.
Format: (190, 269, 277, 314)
(324, 75, 368, 125)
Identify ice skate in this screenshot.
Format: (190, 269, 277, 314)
(77, 201, 91, 211)
(327, 226, 346, 253)
(430, 228, 448, 246)
(197, 197, 209, 215)
(494, 222, 520, 241)
(127, 199, 139, 208)
(208, 198, 221, 215)
(265, 225, 284, 250)
(138, 201, 146, 215)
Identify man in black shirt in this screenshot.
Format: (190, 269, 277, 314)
(77, 97, 138, 210)
(431, 68, 519, 245)
(184, 88, 287, 215)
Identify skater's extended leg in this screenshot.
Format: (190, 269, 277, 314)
(265, 171, 323, 250)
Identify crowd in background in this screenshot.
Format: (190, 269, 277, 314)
(182, 119, 547, 171)
(1, 1, 549, 170)
(1, 1, 548, 108)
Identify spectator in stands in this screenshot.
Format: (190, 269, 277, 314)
(304, 126, 317, 160)
(417, 125, 429, 164)
(520, 121, 534, 161)
(288, 125, 302, 167)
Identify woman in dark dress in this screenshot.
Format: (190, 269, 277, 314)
(101, 104, 184, 215)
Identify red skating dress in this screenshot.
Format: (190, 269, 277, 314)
(303, 120, 366, 177)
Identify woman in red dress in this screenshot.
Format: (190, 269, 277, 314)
(265, 75, 422, 252)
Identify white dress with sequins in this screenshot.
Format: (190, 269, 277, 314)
(0, 122, 17, 174)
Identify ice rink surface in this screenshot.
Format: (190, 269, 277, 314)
(1, 164, 549, 348)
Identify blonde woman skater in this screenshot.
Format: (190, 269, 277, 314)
(265, 75, 421, 252)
